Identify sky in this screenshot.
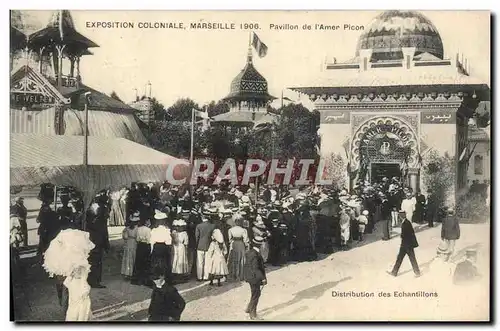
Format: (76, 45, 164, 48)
(18, 10, 491, 108)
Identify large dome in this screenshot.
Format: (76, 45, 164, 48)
(356, 11, 444, 61)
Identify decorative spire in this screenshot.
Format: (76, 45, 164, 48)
(247, 45, 253, 64)
(247, 32, 253, 64)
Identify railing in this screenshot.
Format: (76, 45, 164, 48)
(56, 75, 79, 88)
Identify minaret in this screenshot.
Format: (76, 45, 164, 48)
(222, 43, 275, 114)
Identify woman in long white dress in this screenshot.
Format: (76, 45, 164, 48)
(109, 189, 125, 226)
(207, 229, 229, 286)
(64, 265, 92, 321)
(171, 220, 190, 277)
(339, 208, 351, 249)
(121, 212, 139, 278)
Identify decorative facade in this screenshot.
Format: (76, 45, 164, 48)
(291, 10, 490, 206)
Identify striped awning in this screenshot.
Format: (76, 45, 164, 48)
(10, 108, 149, 146)
(11, 134, 190, 207)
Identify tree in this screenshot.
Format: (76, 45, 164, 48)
(166, 98, 200, 122)
(151, 97, 168, 121)
(110, 91, 123, 103)
(149, 120, 203, 158)
(206, 100, 230, 118)
(324, 153, 348, 189)
(274, 103, 320, 159)
(422, 150, 455, 209)
(474, 101, 490, 128)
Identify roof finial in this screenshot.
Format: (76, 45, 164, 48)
(58, 10, 64, 41)
(247, 32, 253, 64)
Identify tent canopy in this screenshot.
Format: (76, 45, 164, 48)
(11, 134, 190, 207)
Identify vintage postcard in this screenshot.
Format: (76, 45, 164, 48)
(10, 10, 490, 322)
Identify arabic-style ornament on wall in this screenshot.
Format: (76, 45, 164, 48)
(421, 111, 456, 124)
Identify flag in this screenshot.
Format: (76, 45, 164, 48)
(252, 32, 268, 58)
(416, 152, 423, 169)
(458, 146, 467, 162)
(193, 108, 209, 120)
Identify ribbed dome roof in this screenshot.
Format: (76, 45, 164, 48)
(356, 10, 444, 61)
(223, 54, 275, 102)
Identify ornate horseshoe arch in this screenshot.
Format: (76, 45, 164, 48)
(350, 116, 419, 170)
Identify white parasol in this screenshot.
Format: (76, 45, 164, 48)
(43, 229, 95, 278)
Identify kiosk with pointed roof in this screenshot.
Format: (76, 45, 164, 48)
(212, 45, 276, 129)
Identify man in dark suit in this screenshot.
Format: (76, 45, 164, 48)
(388, 210, 421, 277)
(195, 209, 216, 281)
(86, 195, 110, 288)
(13, 197, 28, 247)
(244, 236, 267, 320)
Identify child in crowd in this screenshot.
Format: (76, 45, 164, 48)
(207, 228, 229, 286)
(357, 210, 369, 242)
(148, 270, 186, 321)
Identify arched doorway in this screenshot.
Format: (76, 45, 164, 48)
(350, 116, 419, 189)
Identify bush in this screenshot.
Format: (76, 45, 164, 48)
(324, 153, 347, 190)
(422, 150, 455, 209)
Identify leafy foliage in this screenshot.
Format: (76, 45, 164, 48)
(143, 99, 321, 174)
(474, 101, 490, 128)
(166, 98, 200, 122)
(248, 103, 320, 161)
(148, 120, 203, 158)
(206, 100, 229, 118)
(422, 150, 455, 208)
(324, 153, 348, 189)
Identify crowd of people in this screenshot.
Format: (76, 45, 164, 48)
(10, 174, 483, 321)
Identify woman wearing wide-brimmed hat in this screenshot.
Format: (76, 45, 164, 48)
(121, 212, 140, 278)
(150, 210, 173, 280)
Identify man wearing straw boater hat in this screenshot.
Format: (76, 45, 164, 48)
(243, 236, 267, 320)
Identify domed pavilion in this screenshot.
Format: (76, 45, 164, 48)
(290, 10, 490, 205)
(212, 47, 277, 131)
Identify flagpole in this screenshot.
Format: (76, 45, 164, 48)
(190, 108, 195, 165)
(281, 89, 284, 108)
(188, 108, 195, 195)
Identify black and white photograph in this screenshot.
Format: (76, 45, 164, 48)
(9, 9, 491, 322)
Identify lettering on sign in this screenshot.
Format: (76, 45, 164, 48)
(11, 93, 55, 105)
(361, 124, 410, 146)
(323, 112, 349, 123)
(421, 112, 456, 124)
